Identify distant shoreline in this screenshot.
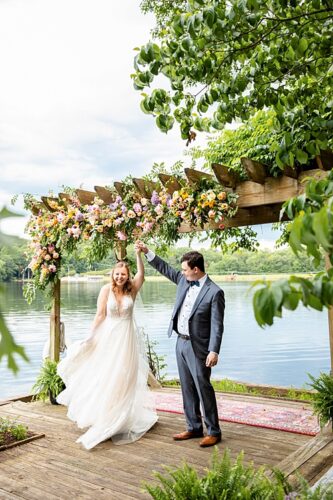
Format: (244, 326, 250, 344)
(59, 272, 315, 283)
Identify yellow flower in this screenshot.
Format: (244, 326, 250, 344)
(200, 193, 207, 200)
(218, 192, 227, 201)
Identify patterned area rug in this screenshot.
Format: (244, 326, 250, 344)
(155, 391, 320, 436)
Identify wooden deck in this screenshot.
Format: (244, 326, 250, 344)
(0, 391, 317, 499)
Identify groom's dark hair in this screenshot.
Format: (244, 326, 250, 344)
(181, 251, 205, 273)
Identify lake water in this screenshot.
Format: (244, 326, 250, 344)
(0, 280, 331, 400)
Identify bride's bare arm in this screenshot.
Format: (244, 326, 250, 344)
(87, 285, 109, 340)
(131, 249, 144, 294)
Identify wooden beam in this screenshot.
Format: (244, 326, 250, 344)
(132, 178, 160, 197)
(30, 202, 45, 215)
(241, 158, 267, 184)
(114, 182, 125, 197)
(50, 279, 61, 363)
(211, 163, 239, 188)
(282, 165, 299, 179)
(94, 186, 114, 204)
(236, 176, 297, 208)
(184, 168, 214, 185)
(297, 169, 328, 194)
(158, 173, 182, 194)
(58, 193, 72, 206)
(41, 197, 61, 212)
(316, 150, 333, 171)
(179, 203, 285, 232)
(114, 241, 127, 261)
(76, 189, 97, 205)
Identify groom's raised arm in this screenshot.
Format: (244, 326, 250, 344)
(135, 241, 182, 285)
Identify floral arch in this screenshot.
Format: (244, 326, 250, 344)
(23, 161, 331, 363)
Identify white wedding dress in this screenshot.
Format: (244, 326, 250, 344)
(56, 290, 158, 450)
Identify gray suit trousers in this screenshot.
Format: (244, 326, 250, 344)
(176, 337, 221, 436)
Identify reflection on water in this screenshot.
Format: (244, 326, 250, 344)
(0, 281, 330, 399)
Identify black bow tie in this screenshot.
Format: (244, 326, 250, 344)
(188, 280, 200, 287)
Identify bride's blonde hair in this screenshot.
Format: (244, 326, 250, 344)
(111, 261, 133, 294)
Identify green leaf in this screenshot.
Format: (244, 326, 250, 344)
(296, 149, 308, 164)
(298, 38, 308, 55)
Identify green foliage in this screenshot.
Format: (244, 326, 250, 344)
(308, 372, 333, 427)
(144, 448, 333, 499)
(145, 333, 167, 382)
(135, 1, 333, 165)
(252, 170, 333, 326)
(189, 110, 283, 176)
(31, 358, 65, 401)
(0, 206, 29, 374)
(0, 417, 28, 444)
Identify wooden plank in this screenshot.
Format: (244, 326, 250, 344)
(241, 158, 267, 184)
(50, 279, 61, 362)
(179, 204, 285, 233)
(274, 429, 333, 478)
(236, 176, 297, 208)
(41, 196, 61, 212)
(30, 202, 44, 215)
(133, 178, 160, 197)
(76, 189, 97, 204)
(94, 186, 114, 204)
(158, 173, 182, 194)
(316, 150, 333, 171)
(184, 168, 214, 185)
(58, 192, 72, 205)
(211, 163, 239, 188)
(114, 181, 125, 197)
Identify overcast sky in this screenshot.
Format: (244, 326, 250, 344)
(0, 0, 276, 247)
(0, 0, 194, 235)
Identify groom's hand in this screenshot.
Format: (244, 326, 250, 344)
(135, 240, 149, 254)
(206, 352, 218, 367)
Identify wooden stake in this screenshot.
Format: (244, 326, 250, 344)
(325, 255, 333, 376)
(50, 279, 61, 362)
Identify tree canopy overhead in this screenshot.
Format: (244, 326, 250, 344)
(135, 0, 333, 167)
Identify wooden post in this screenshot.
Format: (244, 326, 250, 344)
(50, 279, 61, 362)
(115, 241, 127, 261)
(325, 256, 333, 376)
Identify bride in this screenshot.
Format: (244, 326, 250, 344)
(56, 247, 158, 449)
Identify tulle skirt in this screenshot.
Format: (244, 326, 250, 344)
(57, 315, 158, 449)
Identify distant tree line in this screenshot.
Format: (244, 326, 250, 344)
(0, 241, 324, 282)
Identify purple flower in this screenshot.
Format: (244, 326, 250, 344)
(115, 195, 122, 204)
(121, 204, 127, 213)
(133, 203, 142, 214)
(75, 212, 84, 222)
(109, 202, 118, 210)
(151, 191, 160, 206)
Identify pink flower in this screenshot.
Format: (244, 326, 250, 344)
(116, 231, 127, 241)
(49, 264, 57, 273)
(47, 244, 55, 253)
(127, 210, 136, 219)
(44, 254, 51, 261)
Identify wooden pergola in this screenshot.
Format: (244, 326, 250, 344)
(31, 155, 333, 376)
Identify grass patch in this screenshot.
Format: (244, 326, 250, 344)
(163, 378, 314, 401)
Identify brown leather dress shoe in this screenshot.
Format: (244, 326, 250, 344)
(173, 430, 204, 441)
(199, 435, 222, 447)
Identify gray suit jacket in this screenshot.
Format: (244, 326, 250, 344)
(148, 255, 225, 360)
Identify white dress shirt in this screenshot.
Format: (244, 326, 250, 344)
(145, 249, 208, 337)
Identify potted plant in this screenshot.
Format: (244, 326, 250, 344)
(32, 358, 65, 404)
(308, 372, 333, 430)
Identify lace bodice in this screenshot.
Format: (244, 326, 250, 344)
(107, 291, 134, 319)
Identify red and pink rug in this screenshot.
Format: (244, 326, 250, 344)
(155, 391, 320, 436)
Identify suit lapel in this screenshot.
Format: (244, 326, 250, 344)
(173, 282, 190, 317)
(189, 277, 211, 318)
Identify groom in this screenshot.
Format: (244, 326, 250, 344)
(135, 242, 224, 447)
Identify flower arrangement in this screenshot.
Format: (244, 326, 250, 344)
(24, 176, 237, 293)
